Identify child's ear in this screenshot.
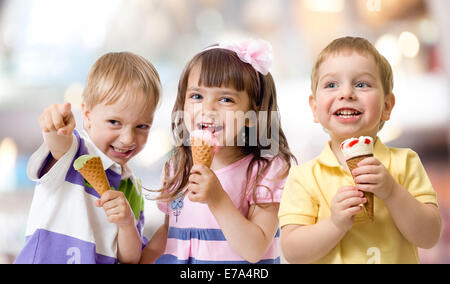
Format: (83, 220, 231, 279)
(309, 94, 319, 123)
(381, 93, 395, 122)
(81, 103, 91, 129)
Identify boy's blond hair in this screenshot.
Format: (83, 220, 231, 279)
(310, 36, 393, 97)
(82, 52, 161, 110)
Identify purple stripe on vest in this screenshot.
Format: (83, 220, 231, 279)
(14, 229, 117, 264)
(65, 130, 121, 198)
(37, 152, 53, 179)
(137, 210, 144, 236)
(136, 210, 149, 249)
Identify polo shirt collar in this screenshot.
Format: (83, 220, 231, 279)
(317, 137, 391, 169)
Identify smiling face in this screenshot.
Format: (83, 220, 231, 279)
(82, 92, 155, 166)
(183, 63, 251, 147)
(309, 51, 395, 142)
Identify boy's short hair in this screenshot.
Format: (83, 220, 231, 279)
(82, 52, 161, 110)
(310, 36, 393, 97)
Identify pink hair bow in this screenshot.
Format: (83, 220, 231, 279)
(218, 39, 273, 75)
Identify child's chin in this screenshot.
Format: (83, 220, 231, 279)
(330, 129, 362, 140)
(109, 154, 134, 166)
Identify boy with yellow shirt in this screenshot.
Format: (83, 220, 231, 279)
(279, 36, 442, 264)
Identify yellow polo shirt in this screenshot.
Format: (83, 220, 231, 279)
(279, 139, 438, 264)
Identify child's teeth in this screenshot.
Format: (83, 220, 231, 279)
(114, 147, 128, 153)
(202, 124, 215, 129)
(338, 110, 359, 117)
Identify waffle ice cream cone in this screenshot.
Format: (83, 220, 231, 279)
(73, 155, 111, 197)
(190, 130, 218, 168)
(341, 136, 375, 222)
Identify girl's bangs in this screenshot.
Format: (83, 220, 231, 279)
(196, 49, 254, 92)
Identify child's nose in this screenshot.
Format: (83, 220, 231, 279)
(119, 128, 136, 146)
(198, 100, 220, 120)
(201, 98, 217, 112)
(339, 85, 356, 100)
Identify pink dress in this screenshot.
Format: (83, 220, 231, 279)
(156, 154, 287, 264)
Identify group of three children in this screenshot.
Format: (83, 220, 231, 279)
(14, 36, 441, 264)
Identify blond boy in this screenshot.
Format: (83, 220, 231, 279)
(279, 37, 441, 264)
(15, 52, 161, 264)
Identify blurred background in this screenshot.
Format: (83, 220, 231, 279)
(0, 0, 449, 264)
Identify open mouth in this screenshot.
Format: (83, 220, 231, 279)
(196, 123, 223, 134)
(334, 108, 362, 118)
(110, 146, 134, 156)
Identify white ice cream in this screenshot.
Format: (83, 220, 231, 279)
(190, 129, 218, 147)
(340, 136, 374, 160)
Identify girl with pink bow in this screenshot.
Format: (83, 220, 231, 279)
(141, 39, 296, 264)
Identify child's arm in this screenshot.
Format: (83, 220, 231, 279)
(140, 215, 169, 264)
(188, 165, 361, 263)
(384, 185, 441, 248)
(353, 157, 442, 248)
(188, 164, 277, 262)
(39, 102, 76, 161)
(95, 190, 142, 264)
(280, 185, 365, 263)
(281, 220, 344, 263)
(208, 197, 278, 263)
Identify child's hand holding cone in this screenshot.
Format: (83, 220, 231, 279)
(188, 130, 223, 204)
(351, 157, 398, 205)
(341, 137, 375, 222)
(340, 137, 398, 223)
(94, 190, 136, 228)
(74, 155, 136, 228)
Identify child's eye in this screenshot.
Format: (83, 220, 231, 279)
(219, 97, 234, 103)
(108, 120, 120, 126)
(356, 82, 370, 88)
(137, 124, 150, 130)
(325, 82, 337, 88)
(190, 93, 203, 100)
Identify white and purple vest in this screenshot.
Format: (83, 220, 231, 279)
(14, 130, 145, 264)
